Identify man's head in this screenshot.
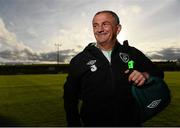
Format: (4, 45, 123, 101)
(92, 10, 121, 45)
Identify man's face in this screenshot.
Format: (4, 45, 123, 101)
(92, 13, 121, 44)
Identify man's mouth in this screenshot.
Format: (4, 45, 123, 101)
(95, 32, 108, 36)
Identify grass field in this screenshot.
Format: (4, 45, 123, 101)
(0, 74, 67, 126)
(0, 72, 179, 126)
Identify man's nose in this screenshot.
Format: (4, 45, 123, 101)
(97, 25, 104, 33)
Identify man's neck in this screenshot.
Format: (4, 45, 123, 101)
(97, 40, 117, 51)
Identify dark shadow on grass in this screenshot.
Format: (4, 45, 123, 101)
(0, 115, 21, 126)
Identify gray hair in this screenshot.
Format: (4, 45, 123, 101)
(94, 10, 120, 25)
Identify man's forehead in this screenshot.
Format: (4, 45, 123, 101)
(94, 12, 114, 19)
(93, 13, 115, 23)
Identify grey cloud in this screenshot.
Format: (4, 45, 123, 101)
(76, 45, 84, 49)
(0, 48, 77, 63)
(40, 49, 77, 62)
(148, 47, 180, 61)
(0, 49, 39, 61)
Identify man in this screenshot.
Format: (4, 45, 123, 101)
(63, 10, 164, 126)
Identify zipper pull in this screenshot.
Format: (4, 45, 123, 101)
(127, 60, 135, 84)
(128, 60, 134, 74)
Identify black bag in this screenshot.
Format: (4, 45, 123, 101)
(131, 76, 171, 123)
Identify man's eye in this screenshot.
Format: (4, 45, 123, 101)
(93, 25, 98, 28)
(103, 23, 110, 27)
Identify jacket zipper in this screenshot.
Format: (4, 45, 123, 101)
(109, 62, 117, 124)
(109, 62, 115, 91)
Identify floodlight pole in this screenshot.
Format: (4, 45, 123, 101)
(55, 43, 61, 64)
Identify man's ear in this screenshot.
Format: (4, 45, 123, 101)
(116, 24, 122, 35)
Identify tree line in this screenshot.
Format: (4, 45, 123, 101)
(0, 62, 179, 75)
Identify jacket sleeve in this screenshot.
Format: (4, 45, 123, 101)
(131, 47, 164, 79)
(63, 59, 81, 126)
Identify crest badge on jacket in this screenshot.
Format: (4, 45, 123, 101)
(119, 52, 129, 63)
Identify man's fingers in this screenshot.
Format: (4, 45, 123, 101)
(128, 70, 146, 86)
(137, 77, 146, 86)
(135, 74, 144, 83)
(125, 70, 147, 86)
(129, 70, 138, 82)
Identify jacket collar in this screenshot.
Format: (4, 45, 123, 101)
(84, 41, 123, 62)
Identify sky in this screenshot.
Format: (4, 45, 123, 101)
(0, 0, 179, 63)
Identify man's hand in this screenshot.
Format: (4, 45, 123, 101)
(125, 70, 150, 86)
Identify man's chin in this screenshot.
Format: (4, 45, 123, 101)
(96, 38, 108, 43)
(97, 41, 108, 45)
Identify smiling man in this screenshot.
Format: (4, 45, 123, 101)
(63, 10, 164, 127)
(92, 11, 121, 51)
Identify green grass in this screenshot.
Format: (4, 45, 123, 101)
(0, 74, 67, 126)
(0, 72, 179, 126)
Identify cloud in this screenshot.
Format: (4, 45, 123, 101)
(0, 17, 77, 63)
(0, 48, 77, 63)
(118, 5, 142, 16)
(148, 47, 180, 61)
(40, 49, 77, 63)
(0, 48, 41, 61)
(26, 27, 39, 38)
(0, 18, 33, 52)
(0, 0, 179, 64)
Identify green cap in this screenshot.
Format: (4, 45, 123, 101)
(128, 60, 134, 69)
